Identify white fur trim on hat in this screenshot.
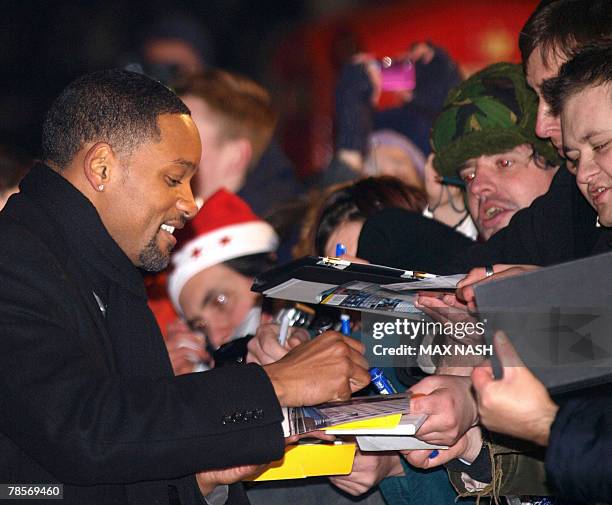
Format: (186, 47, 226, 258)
(167, 221, 278, 313)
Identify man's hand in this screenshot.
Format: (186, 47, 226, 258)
(164, 319, 211, 375)
(330, 450, 404, 496)
(415, 292, 472, 323)
(402, 426, 482, 469)
(414, 294, 482, 374)
(263, 331, 370, 407)
(196, 464, 266, 497)
(471, 332, 558, 446)
(456, 264, 540, 310)
(246, 323, 310, 365)
(409, 375, 478, 446)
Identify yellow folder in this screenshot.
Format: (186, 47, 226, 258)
(247, 442, 356, 481)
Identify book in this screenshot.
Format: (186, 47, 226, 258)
(325, 412, 427, 435)
(281, 392, 411, 437)
(356, 435, 446, 452)
(324, 408, 446, 452)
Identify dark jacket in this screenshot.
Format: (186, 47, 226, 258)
(546, 395, 612, 504)
(0, 164, 285, 505)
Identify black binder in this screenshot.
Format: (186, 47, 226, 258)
(474, 251, 612, 393)
(252, 256, 425, 305)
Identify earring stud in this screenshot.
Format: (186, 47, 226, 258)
(98, 184, 105, 191)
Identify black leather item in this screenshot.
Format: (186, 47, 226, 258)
(213, 334, 254, 367)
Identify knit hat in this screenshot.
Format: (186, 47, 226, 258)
(167, 189, 278, 311)
(430, 62, 560, 176)
(365, 130, 426, 181)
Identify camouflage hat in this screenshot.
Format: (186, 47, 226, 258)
(430, 62, 560, 177)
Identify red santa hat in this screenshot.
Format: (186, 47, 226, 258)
(167, 189, 278, 312)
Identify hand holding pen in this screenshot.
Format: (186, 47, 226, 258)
(246, 322, 309, 366)
(164, 318, 213, 375)
(263, 330, 371, 406)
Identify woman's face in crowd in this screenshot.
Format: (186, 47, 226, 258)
(323, 219, 364, 257)
(178, 263, 260, 348)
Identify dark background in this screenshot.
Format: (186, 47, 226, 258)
(1, 0, 367, 153)
(1, 0, 538, 175)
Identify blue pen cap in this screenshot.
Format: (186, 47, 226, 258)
(369, 367, 397, 395)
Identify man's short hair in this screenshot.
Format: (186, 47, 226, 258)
(542, 44, 612, 116)
(174, 70, 277, 169)
(42, 69, 190, 169)
(519, 0, 612, 68)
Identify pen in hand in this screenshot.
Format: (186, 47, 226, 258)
(277, 311, 291, 347)
(339, 314, 397, 395)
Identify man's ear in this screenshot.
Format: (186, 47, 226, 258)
(83, 142, 119, 192)
(227, 138, 253, 177)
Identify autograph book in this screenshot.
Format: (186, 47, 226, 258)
(252, 256, 459, 316)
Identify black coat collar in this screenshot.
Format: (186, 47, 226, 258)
(17, 163, 147, 300)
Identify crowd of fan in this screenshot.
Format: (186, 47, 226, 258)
(1, 1, 611, 504)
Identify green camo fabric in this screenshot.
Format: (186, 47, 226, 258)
(431, 62, 560, 176)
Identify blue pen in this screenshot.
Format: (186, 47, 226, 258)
(335, 243, 347, 257)
(339, 316, 397, 395)
(340, 313, 351, 336)
(369, 367, 397, 395)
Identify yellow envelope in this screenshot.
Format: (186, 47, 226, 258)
(247, 442, 356, 481)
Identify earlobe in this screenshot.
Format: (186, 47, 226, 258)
(83, 142, 115, 193)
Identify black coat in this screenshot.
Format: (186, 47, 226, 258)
(546, 395, 612, 504)
(0, 165, 285, 505)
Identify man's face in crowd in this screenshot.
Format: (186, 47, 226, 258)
(562, 84, 612, 227)
(179, 263, 260, 348)
(102, 113, 200, 271)
(458, 143, 557, 240)
(180, 95, 235, 201)
(526, 47, 566, 155)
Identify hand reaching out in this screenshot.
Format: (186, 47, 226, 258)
(330, 450, 404, 496)
(164, 318, 211, 374)
(471, 332, 558, 446)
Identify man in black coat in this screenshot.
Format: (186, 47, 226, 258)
(0, 69, 370, 505)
